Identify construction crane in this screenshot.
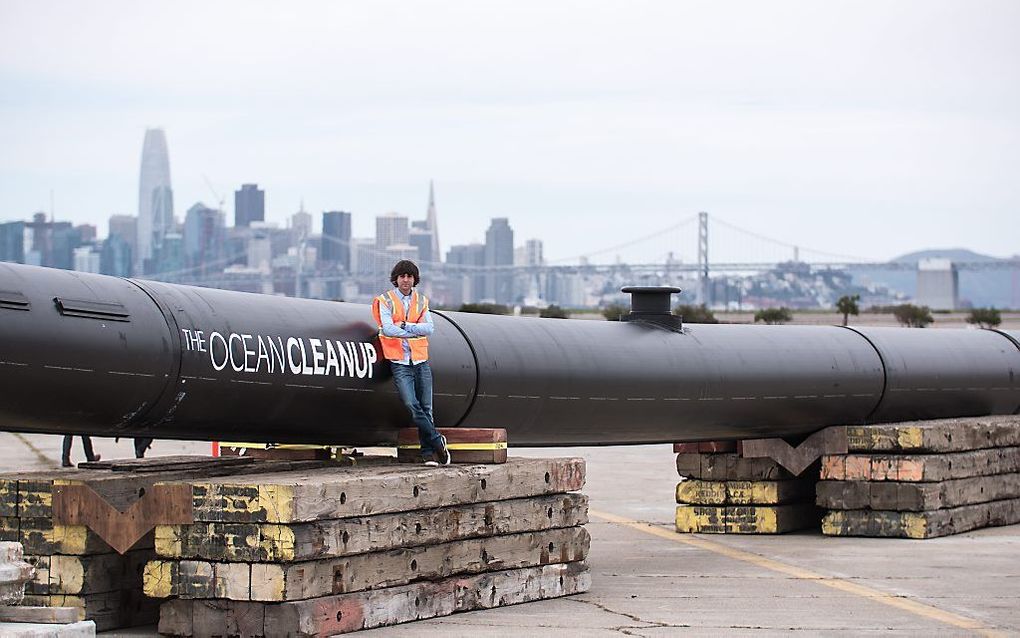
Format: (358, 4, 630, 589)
(201, 175, 226, 217)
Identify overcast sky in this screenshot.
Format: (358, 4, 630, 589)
(1, 1, 1017, 264)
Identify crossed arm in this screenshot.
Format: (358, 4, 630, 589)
(379, 302, 435, 339)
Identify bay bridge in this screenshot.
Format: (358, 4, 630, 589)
(144, 213, 1019, 297)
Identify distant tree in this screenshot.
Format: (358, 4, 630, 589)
(601, 303, 628, 321)
(835, 294, 860, 327)
(540, 305, 569, 319)
(966, 307, 1002, 329)
(892, 304, 933, 328)
(519, 305, 541, 316)
(457, 303, 510, 315)
(673, 304, 718, 324)
(754, 307, 793, 325)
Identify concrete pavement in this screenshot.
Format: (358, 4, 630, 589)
(1, 433, 1017, 636)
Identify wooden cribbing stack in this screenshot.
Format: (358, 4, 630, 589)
(0, 541, 97, 636)
(0, 456, 331, 631)
(674, 441, 821, 534)
(147, 455, 590, 636)
(818, 416, 1020, 538)
(397, 427, 508, 464)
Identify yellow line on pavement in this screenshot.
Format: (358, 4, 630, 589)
(590, 509, 1003, 637)
(11, 432, 59, 469)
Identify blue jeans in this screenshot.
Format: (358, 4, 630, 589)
(390, 361, 444, 457)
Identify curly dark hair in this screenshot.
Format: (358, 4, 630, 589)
(390, 260, 420, 286)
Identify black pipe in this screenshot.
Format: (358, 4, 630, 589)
(1, 262, 1018, 446)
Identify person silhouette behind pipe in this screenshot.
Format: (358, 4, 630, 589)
(134, 437, 153, 458)
(61, 435, 100, 467)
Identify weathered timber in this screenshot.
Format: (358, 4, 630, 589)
(821, 497, 1020, 539)
(78, 455, 254, 472)
(23, 550, 155, 596)
(188, 457, 584, 524)
(741, 427, 848, 476)
(22, 590, 159, 632)
(673, 441, 738, 454)
(397, 428, 508, 464)
(846, 416, 1020, 453)
(0, 606, 80, 623)
(676, 479, 816, 506)
(0, 620, 97, 637)
(676, 453, 798, 481)
(51, 484, 192, 555)
(1, 459, 333, 519)
(158, 561, 591, 637)
(820, 446, 1020, 482)
(145, 525, 589, 601)
(0, 478, 16, 517)
(675, 503, 819, 534)
(218, 446, 332, 461)
(156, 492, 588, 562)
(0, 517, 18, 544)
(5, 518, 138, 556)
(817, 473, 1020, 512)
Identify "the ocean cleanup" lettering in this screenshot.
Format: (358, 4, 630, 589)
(180, 329, 377, 378)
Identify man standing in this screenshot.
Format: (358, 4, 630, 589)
(372, 260, 450, 466)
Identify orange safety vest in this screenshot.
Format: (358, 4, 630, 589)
(371, 289, 430, 362)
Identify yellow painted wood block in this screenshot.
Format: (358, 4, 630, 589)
(675, 504, 817, 534)
(143, 560, 173, 599)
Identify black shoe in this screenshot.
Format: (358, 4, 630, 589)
(61, 459, 73, 468)
(87, 454, 101, 463)
(438, 435, 451, 466)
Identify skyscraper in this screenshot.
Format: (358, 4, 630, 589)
(183, 203, 225, 275)
(234, 184, 265, 227)
(425, 181, 440, 262)
(447, 243, 486, 304)
(375, 212, 409, 250)
(108, 215, 138, 274)
(137, 128, 174, 273)
(322, 211, 352, 271)
(484, 218, 514, 304)
(291, 205, 312, 242)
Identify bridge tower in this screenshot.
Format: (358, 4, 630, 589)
(697, 211, 710, 305)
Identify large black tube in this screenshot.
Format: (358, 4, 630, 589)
(1, 262, 1018, 445)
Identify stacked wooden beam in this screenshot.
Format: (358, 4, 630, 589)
(397, 427, 508, 464)
(675, 442, 820, 534)
(818, 417, 1020, 538)
(0, 541, 97, 636)
(0, 468, 162, 631)
(148, 457, 590, 636)
(0, 456, 329, 631)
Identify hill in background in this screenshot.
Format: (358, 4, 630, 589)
(849, 248, 1018, 309)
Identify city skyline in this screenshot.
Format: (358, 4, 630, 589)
(1, 2, 1018, 264)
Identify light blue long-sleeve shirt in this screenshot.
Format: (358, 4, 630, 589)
(378, 290, 434, 365)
